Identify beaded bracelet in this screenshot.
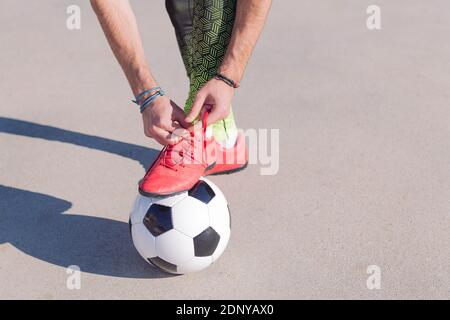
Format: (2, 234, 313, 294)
(131, 87, 166, 113)
(139, 90, 165, 114)
(132, 86, 162, 105)
(214, 73, 240, 89)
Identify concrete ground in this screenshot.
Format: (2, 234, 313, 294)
(1, 0, 450, 299)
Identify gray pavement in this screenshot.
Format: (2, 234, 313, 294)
(1, 0, 450, 299)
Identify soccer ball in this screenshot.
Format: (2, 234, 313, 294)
(129, 177, 231, 274)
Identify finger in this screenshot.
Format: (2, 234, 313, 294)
(169, 99, 182, 109)
(184, 104, 213, 132)
(171, 105, 191, 129)
(206, 104, 228, 126)
(157, 119, 179, 133)
(185, 119, 204, 133)
(185, 93, 206, 123)
(159, 123, 189, 143)
(153, 112, 182, 133)
(171, 126, 189, 139)
(151, 126, 180, 146)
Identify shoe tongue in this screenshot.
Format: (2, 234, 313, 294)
(163, 138, 190, 167)
(163, 145, 182, 166)
(162, 128, 208, 167)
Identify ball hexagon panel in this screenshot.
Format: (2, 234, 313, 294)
(171, 197, 210, 238)
(212, 226, 230, 262)
(143, 204, 173, 236)
(131, 223, 157, 259)
(177, 256, 213, 274)
(155, 229, 195, 265)
(130, 194, 153, 225)
(193, 227, 220, 257)
(188, 180, 216, 204)
(203, 178, 227, 203)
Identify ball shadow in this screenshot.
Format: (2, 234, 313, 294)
(0, 185, 175, 279)
(0, 117, 177, 279)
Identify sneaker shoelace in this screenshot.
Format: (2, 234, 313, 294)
(160, 112, 209, 171)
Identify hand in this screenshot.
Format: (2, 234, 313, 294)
(142, 95, 189, 146)
(185, 78, 234, 127)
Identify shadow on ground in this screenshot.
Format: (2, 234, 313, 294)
(0, 117, 155, 169)
(0, 117, 172, 279)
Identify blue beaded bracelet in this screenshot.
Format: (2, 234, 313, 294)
(132, 86, 162, 105)
(139, 90, 165, 113)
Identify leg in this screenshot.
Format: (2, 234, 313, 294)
(166, 0, 238, 145)
(165, 0, 194, 77)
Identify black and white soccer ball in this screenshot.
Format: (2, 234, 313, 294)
(129, 177, 231, 274)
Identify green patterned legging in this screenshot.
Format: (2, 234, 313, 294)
(166, 0, 238, 141)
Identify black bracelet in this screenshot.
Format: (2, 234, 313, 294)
(214, 73, 240, 88)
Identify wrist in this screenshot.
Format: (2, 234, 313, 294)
(133, 86, 161, 104)
(131, 80, 158, 98)
(129, 67, 158, 97)
(214, 73, 240, 89)
(218, 62, 244, 84)
(132, 86, 166, 114)
(139, 91, 165, 114)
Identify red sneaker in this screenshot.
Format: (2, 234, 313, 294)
(138, 115, 216, 197)
(205, 130, 248, 176)
(139, 113, 248, 197)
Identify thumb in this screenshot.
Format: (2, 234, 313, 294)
(206, 103, 228, 126)
(172, 106, 191, 129)
(185, 93, 205, 123)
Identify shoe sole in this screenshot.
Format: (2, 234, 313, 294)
(138, 162, 248, 198)
(138, 187, 189, 198)
(206, 161, 248, 176)
(138, 161, 217, 198)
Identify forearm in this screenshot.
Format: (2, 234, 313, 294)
(219, 0, 272, 83)
(91, 0, 156, 96)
